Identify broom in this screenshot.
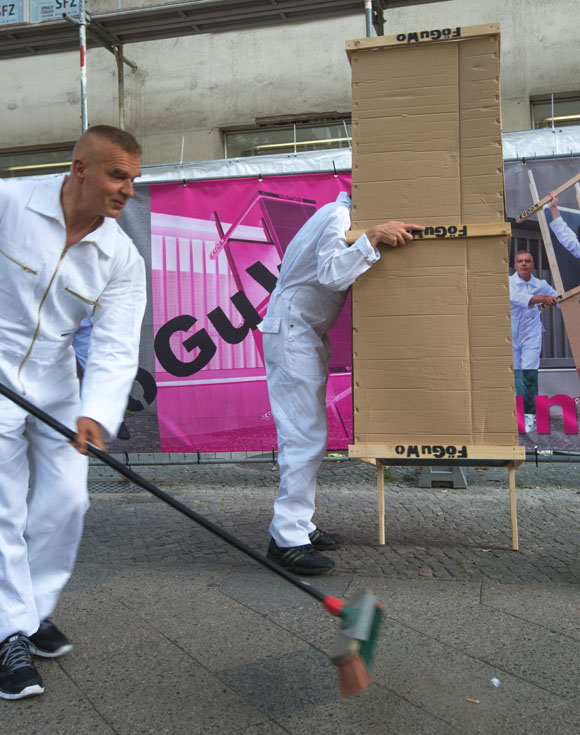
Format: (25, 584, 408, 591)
(0, 381, 383, 698)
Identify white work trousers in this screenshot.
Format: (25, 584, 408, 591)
(512, 332, 542, 370)
(263, 298, 331, 548)
(0, 374, 88, 642)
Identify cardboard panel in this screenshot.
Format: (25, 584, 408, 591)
(560, 295, 580, 367)
(354, 358, 471, 391)
(349, 27, 518, 451)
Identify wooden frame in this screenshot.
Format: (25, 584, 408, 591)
(516, 171, 580, 224)
(524, 170, 580, 369)
(356, 452, 525, 551)
(346, 222, 511, 244)
(346, 23, 500, 56)
(349, 444, 525, 461)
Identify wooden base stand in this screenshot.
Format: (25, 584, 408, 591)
(353, 445, 525, 550)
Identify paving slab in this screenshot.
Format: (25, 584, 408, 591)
(235, 722, 292, 735)
(56, 587, 267, 734)
(502, 701, 580, 735)
(485, 633, 580, 699)
(403, 604, 558, 660)
(4, 459, 580, 734)
(218, 568, 352, 614)
(371, 620, 565, 735)
(277, 685, 461, 735)
(216, 649, 337, 718)
(349, 577, 483, 620)
(481, 581, 580, 641)
(1, 660, 115, 735)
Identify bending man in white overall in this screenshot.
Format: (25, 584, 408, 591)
(0, 125, 146, 699)
(262, 191, 423, 574)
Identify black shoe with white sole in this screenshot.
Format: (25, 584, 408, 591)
(0, 634, 44, 700)
(28, 619, 72, 658)
(308, 527, 344, 550)
(267, 538, 335, 575)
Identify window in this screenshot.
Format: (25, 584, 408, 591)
(224, 118, 351, 158)
(0, 143, 75, 178)
(531, 93, 580, 129)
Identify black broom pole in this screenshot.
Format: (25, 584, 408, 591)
(0, 381, 346, 613)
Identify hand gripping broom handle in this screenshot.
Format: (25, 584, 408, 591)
(0, 382, 345, 619)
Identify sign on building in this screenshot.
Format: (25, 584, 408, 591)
(29, 0, 79, 23)
(0, 0, 24, 25)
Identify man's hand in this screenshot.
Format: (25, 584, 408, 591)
(365, 221, 425, 248)
(530, 294, 559, 308)
(72, 416, 105, 455)
(547, 191, 560, 218)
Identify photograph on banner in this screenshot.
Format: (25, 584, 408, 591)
(505, 157, 580, 450)
(149, 173, 352, 453)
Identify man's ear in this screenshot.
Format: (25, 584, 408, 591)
(71, 157, 87, 180)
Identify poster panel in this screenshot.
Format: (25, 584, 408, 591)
(149, 173, 352, 452)
(506, 156, 580, 450)
(113, 156, 580, 454)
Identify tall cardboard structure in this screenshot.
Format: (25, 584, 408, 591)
(346, 24, 525, 547)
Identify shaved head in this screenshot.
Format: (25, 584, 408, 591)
(73, 125, 141, 162)
(63, 125, 142, 225)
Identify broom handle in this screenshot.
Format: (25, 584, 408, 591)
(0, 382, 329, 605)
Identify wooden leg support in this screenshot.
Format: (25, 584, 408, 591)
(368, 456, 521, 550)
(508, 462, 519, 551)
(377, 461, 385, 545)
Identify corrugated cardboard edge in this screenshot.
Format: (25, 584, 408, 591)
(349, 444, 525, 462)
(346, 23, 500, 58)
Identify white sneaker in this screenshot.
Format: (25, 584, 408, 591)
(524, 414, 536, 433)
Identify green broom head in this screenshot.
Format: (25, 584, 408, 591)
(329, 589, 384, 669)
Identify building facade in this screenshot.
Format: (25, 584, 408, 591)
(0, 0, 579, 169)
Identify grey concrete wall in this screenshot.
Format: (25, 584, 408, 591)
(1, 0, 578, 165)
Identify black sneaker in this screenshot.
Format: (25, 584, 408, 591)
(267, 538, 335, 575)
(308, 527, 344, 550)
(28, 619, 72, 658)
(0, 634, 44, 700)
(117, 421, 131, 440)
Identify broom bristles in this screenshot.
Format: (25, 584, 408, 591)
(336, 653, 372, 698)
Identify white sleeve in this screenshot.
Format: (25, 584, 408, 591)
(509, 284, 532, 309)
(316, 206, 380, 292)
(79, 246, 147, 439)
(550, 216, 580, 259)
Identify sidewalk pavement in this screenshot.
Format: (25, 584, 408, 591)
(3, 458, 580, 734)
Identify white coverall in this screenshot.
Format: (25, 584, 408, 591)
(261, 192, 379, 548)
(509, 272, 557, 370)
(550, 215, 580, 258)
(0, 176, 146, 642)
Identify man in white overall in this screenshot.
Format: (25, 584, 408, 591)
(509, 250, 558, 433)
(261, 191, 424, 574)
(0, 125, 146, 699)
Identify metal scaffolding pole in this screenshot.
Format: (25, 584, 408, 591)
(364, 0, 373, 37)
(79, 0, 88, 132)
(115, 45, 126, 129)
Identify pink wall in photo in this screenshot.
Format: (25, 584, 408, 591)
(150, 173, 353, 452)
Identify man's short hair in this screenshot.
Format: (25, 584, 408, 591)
(80, 125, 142, 156)
(515, 249, 533, 261)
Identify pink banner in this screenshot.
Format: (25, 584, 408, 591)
(150, 174, 352, 452)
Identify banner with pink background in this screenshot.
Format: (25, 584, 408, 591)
(150, 173, 353, 452)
